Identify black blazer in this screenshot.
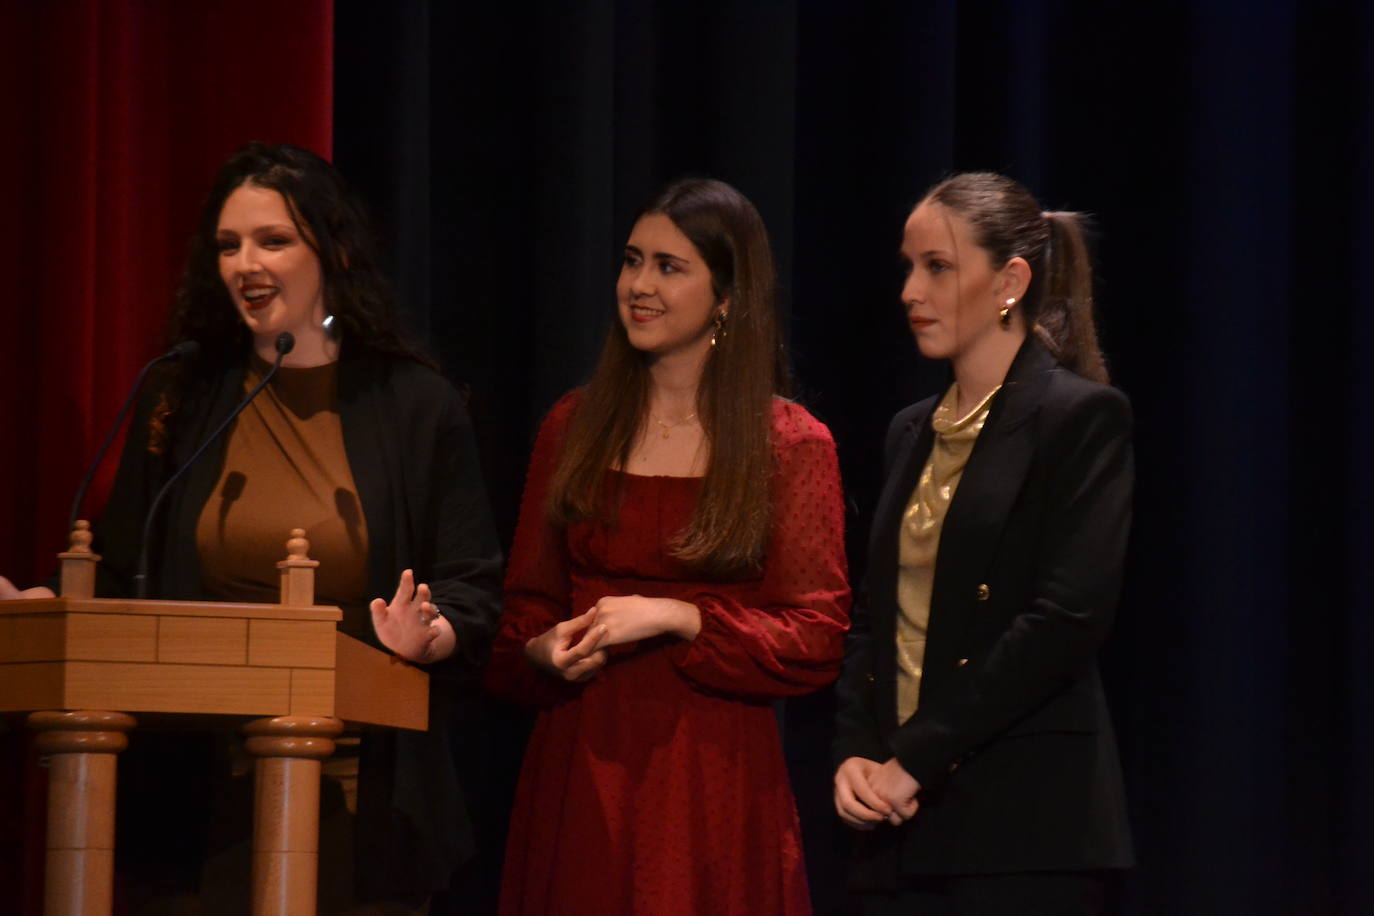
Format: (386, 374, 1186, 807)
(834, 337, 1135, 880)
(88, 345, 504, 899)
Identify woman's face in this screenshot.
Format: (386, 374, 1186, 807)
(617, 212, 724, 364)
(899, 201, 1010, 363)
(216, 183, 327, 352)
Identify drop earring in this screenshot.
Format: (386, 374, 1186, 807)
(710, 310, 727, 348)
(322, 313, 341, 341)
(998, 298, 1016, 328)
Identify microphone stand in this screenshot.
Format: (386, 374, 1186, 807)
(132, 333, 295, 599)
(67, 340, 199, 533)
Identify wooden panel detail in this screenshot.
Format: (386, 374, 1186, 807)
(0, 615, 65, 662)
(0, 663, 64, 712)
(0, 597, 75, 617)
(62, 662, 292, 716)
(0, 597, 342, 622)
(158, 616, 248, 665)
(288, 669, 336, 716)
(333, 634, 428, 731)
(66, 614, 157, 662)
(248, 620, 336, 669)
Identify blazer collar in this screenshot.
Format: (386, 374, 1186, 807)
(868, 337, 1061, 672)
(927, 335, 1057, 623)
(986, 333, 1058, 431)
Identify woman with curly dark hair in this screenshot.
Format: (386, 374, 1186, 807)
(3, 142, 502, 912)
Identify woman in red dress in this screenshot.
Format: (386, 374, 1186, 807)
(483, 178, 851, 915)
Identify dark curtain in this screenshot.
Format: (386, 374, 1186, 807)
(335, 1, 1374, 913)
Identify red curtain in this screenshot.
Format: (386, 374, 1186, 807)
(0, 0, 334, 588)
(0, 3, 333, 912)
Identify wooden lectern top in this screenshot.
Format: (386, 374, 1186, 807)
(0, 596, 342, 621)
(0, 527, 427, 730)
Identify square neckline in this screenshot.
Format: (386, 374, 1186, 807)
(607, 467, 705, 481)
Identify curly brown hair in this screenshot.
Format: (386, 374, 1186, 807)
(149, 141, 431, 451)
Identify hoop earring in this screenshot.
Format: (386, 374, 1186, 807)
(710, 310, 727, 348)
(998, 298, 1016, 328)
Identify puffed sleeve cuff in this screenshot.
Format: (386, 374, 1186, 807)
(671, 591, 847, 701)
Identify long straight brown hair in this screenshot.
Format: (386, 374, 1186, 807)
(547, 178, 790, 578)
(924, 172, 1108, 383)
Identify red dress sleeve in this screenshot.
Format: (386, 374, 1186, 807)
(670, 402, 851, 700)
(481, 393, 583, 708)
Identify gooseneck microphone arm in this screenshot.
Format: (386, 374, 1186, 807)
(132, 333, 295, 600)
(67, 340, 200, 534)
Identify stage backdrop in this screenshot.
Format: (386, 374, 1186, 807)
(3, 1, 1372, 914)
(0, 2, 332, 913)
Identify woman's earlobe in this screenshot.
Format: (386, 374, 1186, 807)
(998, 257, 1032, 305)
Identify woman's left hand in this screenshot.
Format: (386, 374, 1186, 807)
(589, 594, 701, 647)
(870, 757, 921, 825)
(370, 568, 457, 664)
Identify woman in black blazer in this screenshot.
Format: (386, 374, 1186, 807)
(833, 172, 1133, 915)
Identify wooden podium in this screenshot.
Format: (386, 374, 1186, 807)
(0, 524, 428, 916)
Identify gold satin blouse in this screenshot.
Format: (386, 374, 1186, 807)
(895, 383, 1000, 724)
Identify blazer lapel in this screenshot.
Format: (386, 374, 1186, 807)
(928, 338, 1056, 635)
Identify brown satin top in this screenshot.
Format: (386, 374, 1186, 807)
(196, 356, 371, 638)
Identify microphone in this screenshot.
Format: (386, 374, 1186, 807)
(132, 333, 295, 599)
(67, 340, 200, 534)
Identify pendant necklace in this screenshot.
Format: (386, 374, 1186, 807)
(652, 412, 698, 439)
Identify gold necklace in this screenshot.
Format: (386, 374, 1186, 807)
(652, 412, 698, 439)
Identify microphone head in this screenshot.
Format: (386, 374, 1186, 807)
(169, 340, 200, 361)
(275, 332, 296, 355)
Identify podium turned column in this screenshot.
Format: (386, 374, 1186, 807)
(245, 529, 339, 914)
(28, 710, 136, 916)
(243, 715, 343, 916)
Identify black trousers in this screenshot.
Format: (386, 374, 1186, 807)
(858, 870, 1120, 916)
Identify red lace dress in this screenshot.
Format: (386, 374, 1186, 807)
(484, 394, 850, 916)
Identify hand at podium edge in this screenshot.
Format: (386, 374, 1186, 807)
(369, 568, 456, 664)
(0, 577, 55, 600)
